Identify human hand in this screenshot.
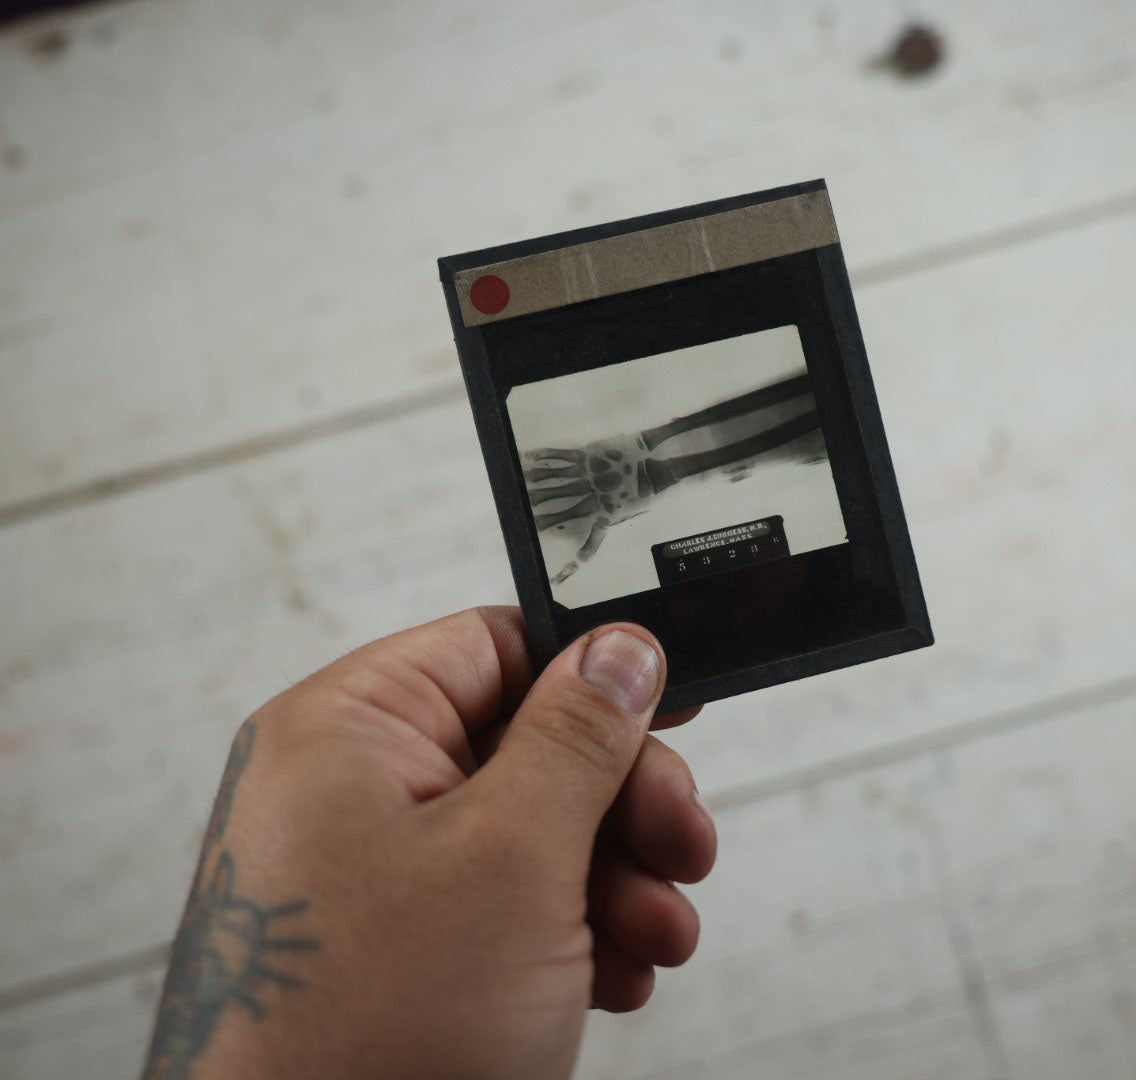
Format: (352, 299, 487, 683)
(523, 435, 661, 584)
(143, 607, 716, 1080)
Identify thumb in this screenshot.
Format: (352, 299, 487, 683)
(472, 625, 665, 858)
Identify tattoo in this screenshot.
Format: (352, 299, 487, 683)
(143, 723, 319, 1079)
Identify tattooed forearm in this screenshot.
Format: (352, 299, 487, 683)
(142, 723, 319, 1080)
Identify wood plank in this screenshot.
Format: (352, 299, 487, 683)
(4, 687, 1134, 1078)
(576, 693, 1136, 1079)
(2, 0, 1135, 507)
(1, 210, 1133, 995)
(0, 965, 158, 1080)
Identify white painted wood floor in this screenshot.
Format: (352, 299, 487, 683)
(1, 1, 1134, 1076)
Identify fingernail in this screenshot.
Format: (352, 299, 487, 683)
(580, 630, 662, 715)
(691, 788, 714, 825)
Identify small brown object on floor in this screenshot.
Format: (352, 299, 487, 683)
(2, 143, 27, 171)
(27, 25, 71, 60)
(884, 24, 945, 77)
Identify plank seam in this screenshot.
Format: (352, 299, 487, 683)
(3, 674, 1133, 1013)
(2, 189, 1136, 529)
(0, 380, 467, 529)
(925, 820, 1009, 1079)
(0, 941, 168, 1013)
(626, 939, 1121, 1080)
(704, 674, 1136, 814)
(851, 188, 1136, 289)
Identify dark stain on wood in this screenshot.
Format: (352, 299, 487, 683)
(883, 24, 945, 78)
(27, 25, 71, 60)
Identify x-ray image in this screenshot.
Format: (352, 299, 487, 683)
(507, 324, 849, 609)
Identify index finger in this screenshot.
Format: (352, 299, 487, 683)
(335, 605, 535, 737)
(650, 705, 703, 731)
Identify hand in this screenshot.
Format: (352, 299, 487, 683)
(143, 607, 716, 1080)
(523, 435, 660, 583)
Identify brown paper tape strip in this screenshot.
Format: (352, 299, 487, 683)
(454, 189, 838, 327)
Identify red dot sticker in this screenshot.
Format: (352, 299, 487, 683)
(469, 274, 510, 315)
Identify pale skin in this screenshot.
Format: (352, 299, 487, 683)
(143, 607, 716, 1080)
